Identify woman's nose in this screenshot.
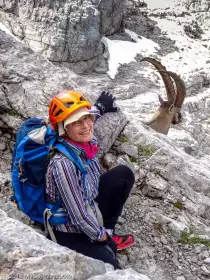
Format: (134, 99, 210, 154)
(81, 120, 88, 128)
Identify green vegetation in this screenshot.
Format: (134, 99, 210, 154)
(154, 222, 164, 233)
(7, 110, 19, 117)
(138, 145, 155, 156)
(119, 135, 128, 143)
(178, 231, 210, 247)
(129, 156, 138, 163)
(173, 200, 184, 210)
(118, 248, 130, 255)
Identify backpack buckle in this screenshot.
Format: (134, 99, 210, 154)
(19, 158, 23, 174)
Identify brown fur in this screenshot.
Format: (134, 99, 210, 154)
(141, 58, 186, 135)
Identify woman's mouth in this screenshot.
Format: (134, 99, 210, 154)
(80, 130, 90, 136)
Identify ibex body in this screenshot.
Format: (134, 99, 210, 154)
(140, 58, 186, 135)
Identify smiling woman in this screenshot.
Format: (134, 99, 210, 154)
(63, 111, 94, 143)
(46, 90, 136, 269)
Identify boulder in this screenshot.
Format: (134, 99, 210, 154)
(0, 0, 126, 72)
(0, 209, 152, 280)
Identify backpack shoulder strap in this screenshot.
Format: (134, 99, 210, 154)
(54, 141, 88, 174)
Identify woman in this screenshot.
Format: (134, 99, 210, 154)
(46, 90, 135, 269)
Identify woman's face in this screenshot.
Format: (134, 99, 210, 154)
(65, 114, 94, 143)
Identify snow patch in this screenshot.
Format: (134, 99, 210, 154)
(102, 29, 160, 79)
(0, 23, 21, 42)
(146, 0, 186, 11)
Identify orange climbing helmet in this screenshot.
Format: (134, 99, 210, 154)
(49, 90, 91, 129)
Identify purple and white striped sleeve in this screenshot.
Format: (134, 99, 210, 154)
(52, 157, 105, 241)
(89, 105, 101, 121)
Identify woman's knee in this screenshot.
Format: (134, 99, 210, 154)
(116, 165, 135, 186)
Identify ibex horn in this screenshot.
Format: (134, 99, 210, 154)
(160, 71, 186, 107)
(140, 57, 176, 104)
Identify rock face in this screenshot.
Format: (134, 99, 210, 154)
(183, 0, 210, 12)
(0, 209, 153, 279)
(0, 0, 125, 73)
(99, 0, 124, 35)
(2, 0, 210, 280)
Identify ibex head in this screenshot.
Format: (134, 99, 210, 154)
(140, 57, 186, 135)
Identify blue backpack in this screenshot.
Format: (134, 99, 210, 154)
(11, 117, 88, 240)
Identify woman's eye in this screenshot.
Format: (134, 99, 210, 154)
(73, 120, 79, 125)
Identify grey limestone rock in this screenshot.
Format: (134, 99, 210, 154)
(0, 210, 115, 280)
(0, 209, 153, 280)
(119, 142, 139, 159)
(183, 0, 210, 12)
(88, 268, 151, 279)
(0, 0, 126, 72)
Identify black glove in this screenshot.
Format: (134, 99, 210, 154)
(95, 91, 118, 115)
(107, 235, 117, 257)
(97, 234, 117, 258)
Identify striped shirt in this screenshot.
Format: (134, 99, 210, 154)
(45, 137, 105, 241)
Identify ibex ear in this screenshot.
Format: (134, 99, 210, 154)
(158, 94, 164, 104)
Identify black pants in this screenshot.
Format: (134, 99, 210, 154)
(51, 165, 135, 269)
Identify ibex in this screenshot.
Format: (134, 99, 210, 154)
(140, 57, 186, 135)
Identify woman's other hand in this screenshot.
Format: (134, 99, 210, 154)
(97, 232, 108, 242)
(95, 91, 118, 115)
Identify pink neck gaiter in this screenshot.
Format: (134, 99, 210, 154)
(65, 138, 98, 159)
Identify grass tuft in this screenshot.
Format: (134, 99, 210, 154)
(173, 200, 184, 210)
(138, 145, 155, 156)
